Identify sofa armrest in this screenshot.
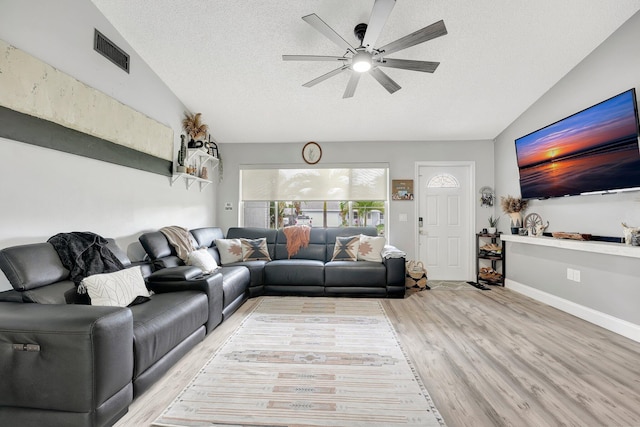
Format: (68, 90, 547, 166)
(148, 266, 203, 282)
(147, 268, 224, 333)
(383, 256, 406, 286)
(381, 244, 406, 260)
(0, 302, 133, 424)
(382, 245, 407, 298)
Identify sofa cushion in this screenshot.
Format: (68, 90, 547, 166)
(331, 236, 360, 261)
(191, 227, 225, 249)
(130, 291, 208, 377)
(324, 260, 387, 287)
(265, 259, 325, 286)
(241, 238, 271, 261)
(21, 280, 77, 304)
(229, 260, 268, 288)
(105, 238, 132, 268)
(0, 243, 69, 291)
(215, 239, 243, 265)
(139, 231, 174, 260)
(187, 249, 219, 274)
(82, 267, 151, 307)
(274, 228, 326, 261)
(219, 266, 250, 309)
(357, 234, 386, 262)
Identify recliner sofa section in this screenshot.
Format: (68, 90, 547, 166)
(139, 228, 250, 321)
(0, 238, 218, 427)
(229, 226, 406, 298)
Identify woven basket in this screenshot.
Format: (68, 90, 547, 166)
(405, 260, 428, 290)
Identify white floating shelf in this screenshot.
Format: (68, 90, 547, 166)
(500, 234, 639, 259)
(171, 148, 219, 191)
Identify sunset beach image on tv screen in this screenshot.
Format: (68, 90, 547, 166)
(515, 89, 640, 199)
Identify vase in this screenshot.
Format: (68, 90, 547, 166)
(507, 212, 522, 235)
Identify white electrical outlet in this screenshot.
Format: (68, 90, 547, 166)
(566, 268, 581, 282)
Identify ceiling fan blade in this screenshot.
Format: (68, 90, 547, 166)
(377, 19, 447, 56)
(343, 72, 361, 98)
(283, 55, 349, 62)
(302, 14, 356, 54)
(362, 0, 396, 52)
(302, 65, 350, 88)
(369, 67, 401, 94)
(377, 58, 439, 73)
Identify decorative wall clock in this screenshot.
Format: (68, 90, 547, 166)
(302, 141, 322, 164)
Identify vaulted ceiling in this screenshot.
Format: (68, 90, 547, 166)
(91, 0, 640, 144)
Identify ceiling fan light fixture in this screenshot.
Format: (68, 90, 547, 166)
(352, 51, 372, 72)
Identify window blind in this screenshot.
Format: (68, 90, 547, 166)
(241, 168, 388, 201)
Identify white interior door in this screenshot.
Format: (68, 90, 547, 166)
(417, 164, 473, 280)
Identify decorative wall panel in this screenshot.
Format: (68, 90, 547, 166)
(0, 39, 173, 175)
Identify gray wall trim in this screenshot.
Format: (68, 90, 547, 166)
(0, 105, 172, 177)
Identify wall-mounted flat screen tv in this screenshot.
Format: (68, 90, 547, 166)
(515, 88, 640, 199)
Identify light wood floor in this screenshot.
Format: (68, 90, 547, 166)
(115, 287, 640, 427)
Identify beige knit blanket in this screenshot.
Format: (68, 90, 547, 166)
(159, 226, 195, 261)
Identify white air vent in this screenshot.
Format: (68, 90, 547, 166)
(94, 29, 130, 73)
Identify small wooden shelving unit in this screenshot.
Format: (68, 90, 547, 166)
(171, 149, 219, 191)
(476, 232, 505, 286)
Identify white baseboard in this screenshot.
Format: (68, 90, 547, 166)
(505, 279, 640, 343)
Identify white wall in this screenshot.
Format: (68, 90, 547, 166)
(0, 0, 218, 291)
(495, 11, 640, 237)
(217, 139, 494, 259)
(494, 10, 640, 330)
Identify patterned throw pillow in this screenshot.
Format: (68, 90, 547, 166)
(357, 234, 386, 262)
(331, 236, 360, 261)
(187, 249, 219, 273)
(214, 238, 243, 265)
(241, 238, 271, 261)
(82, 266, 150, 307)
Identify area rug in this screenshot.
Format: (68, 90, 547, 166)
(153, 297, 446, 427)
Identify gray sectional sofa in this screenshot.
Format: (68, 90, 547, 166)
(0, 226, 405, 427)
(140, 226, 406, 300)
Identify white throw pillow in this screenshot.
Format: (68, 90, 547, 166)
(214, 238, 243, 265)
(187, 249, 219, 273)
(82, 266, 150, 307)
(357, 234, 386, 262)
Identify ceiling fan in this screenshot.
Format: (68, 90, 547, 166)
(283, 0, 447, 98)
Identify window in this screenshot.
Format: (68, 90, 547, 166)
(427, 173, 460, 188)
(240, 167, 388, 235)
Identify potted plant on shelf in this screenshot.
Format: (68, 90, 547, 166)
(182, 112, 209, 147)
(501, 195, 528, 234)
(487, 215, 499, 234)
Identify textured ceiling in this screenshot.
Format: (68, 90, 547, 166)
(91, 0, 640, 144)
